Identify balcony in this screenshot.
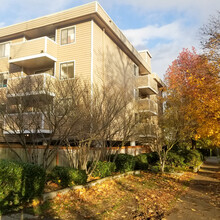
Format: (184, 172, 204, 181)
(0, 87, 7, 103)
(3, 112, 51, 134)
(138, 123, 157, 138)
(137, 99, 158, 116)
(7, 73, 56, 99)
(136, 75, 158, 95)
(9, 37, 57, 69)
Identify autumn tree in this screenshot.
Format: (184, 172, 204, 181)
(165, 48, 220, 147)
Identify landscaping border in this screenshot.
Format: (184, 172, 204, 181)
(42, 170, 141, 201)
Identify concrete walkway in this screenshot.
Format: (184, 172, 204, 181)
(166, 157, 220, 220)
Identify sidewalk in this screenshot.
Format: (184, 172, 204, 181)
(166, 157, 220, 220)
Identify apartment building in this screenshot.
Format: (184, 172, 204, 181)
(0, 1, 163, 146)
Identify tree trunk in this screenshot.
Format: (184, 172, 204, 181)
(191, 138, 196, 149)
(161, 160, 165, 173)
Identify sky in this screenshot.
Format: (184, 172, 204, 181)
(0, 0, 219, 79)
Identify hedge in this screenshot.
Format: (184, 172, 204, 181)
(49, 166, 87, 187)
(91, 161, 116, 178)
(0, 160, 46, 213)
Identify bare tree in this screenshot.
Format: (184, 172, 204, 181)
(65, 83, 137, 176)
(0, 74, 84, 169)
(200, 11, 220, 62)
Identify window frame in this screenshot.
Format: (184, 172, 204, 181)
(133, 64, 139, 76)
(0, 42, 10, 58)
(60, 25, 76, 45)
(59, 61, 75, 80)
(0, 72, 8, 88)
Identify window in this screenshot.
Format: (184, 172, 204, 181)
(0, 43, 10, 57)
(61, 27, 75, 45)
(0, 72, 8, 88)
(134, 64, 139, 76)
(60, 62, 74, 79)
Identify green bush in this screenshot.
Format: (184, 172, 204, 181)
(150, 165, 160, 173)
(113, 154, 135, 173)
(185, 149, 203, 167)
(91, 161, 116, 178)
(135, 154, 148, 170)
(0, 160, 46, 213)
(21, 162, 46, 200)
(166, 152, 185, 167)
(146, 152, 159, 165)
(49, 166, 87, 187)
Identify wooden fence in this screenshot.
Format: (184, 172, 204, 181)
(0, 144, 152, 169)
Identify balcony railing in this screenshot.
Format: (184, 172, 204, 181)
(137, 98, 158, 115)
(138, 123, 157, 138)
(136, 74, 158, 94)
(7, 73, 56, 98)
(9, 37, 57, 68)
(3, 112, 51, 134)
(0, 87, 7, 103)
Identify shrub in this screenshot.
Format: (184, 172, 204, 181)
(0, 160, 46, 213)
(49, 166, 87, 187)
(166, 152, 185, 167)
(185, 149, 203, 167)
(113, 154, 135, 173)
(150, 165, 160, 173)
(21, 162, 46, 200)
(146, 152, 159, 165)
(135, 154, 148, 170)
(91, 161, 116, 178)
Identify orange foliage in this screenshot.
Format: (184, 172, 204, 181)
(165, 48, 220, 146)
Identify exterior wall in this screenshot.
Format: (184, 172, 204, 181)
(0, 2, 164, 147)
(93, 21, 135, 94)
(55, 21, 91, 83)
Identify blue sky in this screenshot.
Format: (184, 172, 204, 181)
(0, 0, 219, 78)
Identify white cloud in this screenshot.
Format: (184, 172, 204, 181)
(123, 20, 201, 79)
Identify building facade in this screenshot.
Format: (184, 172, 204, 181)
(0, 1, 163, 146)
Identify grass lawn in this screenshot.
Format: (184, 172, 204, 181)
(29, 171, 194, 219)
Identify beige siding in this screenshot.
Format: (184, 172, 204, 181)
(56, 21, 91, 83)
(137, 75, 158, 93)
(96, 4, 150, 74)
(93, 22, 135, 94)
(0, 2, 96, 38)
(10, 37, 57, 60)
(139, 51, 152, 73)
(0, 58, 9, 72)
(46, 38, 58, 57)
(11, 37, 24, 44)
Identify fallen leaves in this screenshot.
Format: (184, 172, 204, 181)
(40, 171, 194, 219)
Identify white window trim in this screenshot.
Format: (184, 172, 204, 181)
(60, 25, 76, 46)
(133, 63, 139, 76)
(59, 60, 75, 80)
(0, 72, 8, 88)
(0, 41, 10, 58)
